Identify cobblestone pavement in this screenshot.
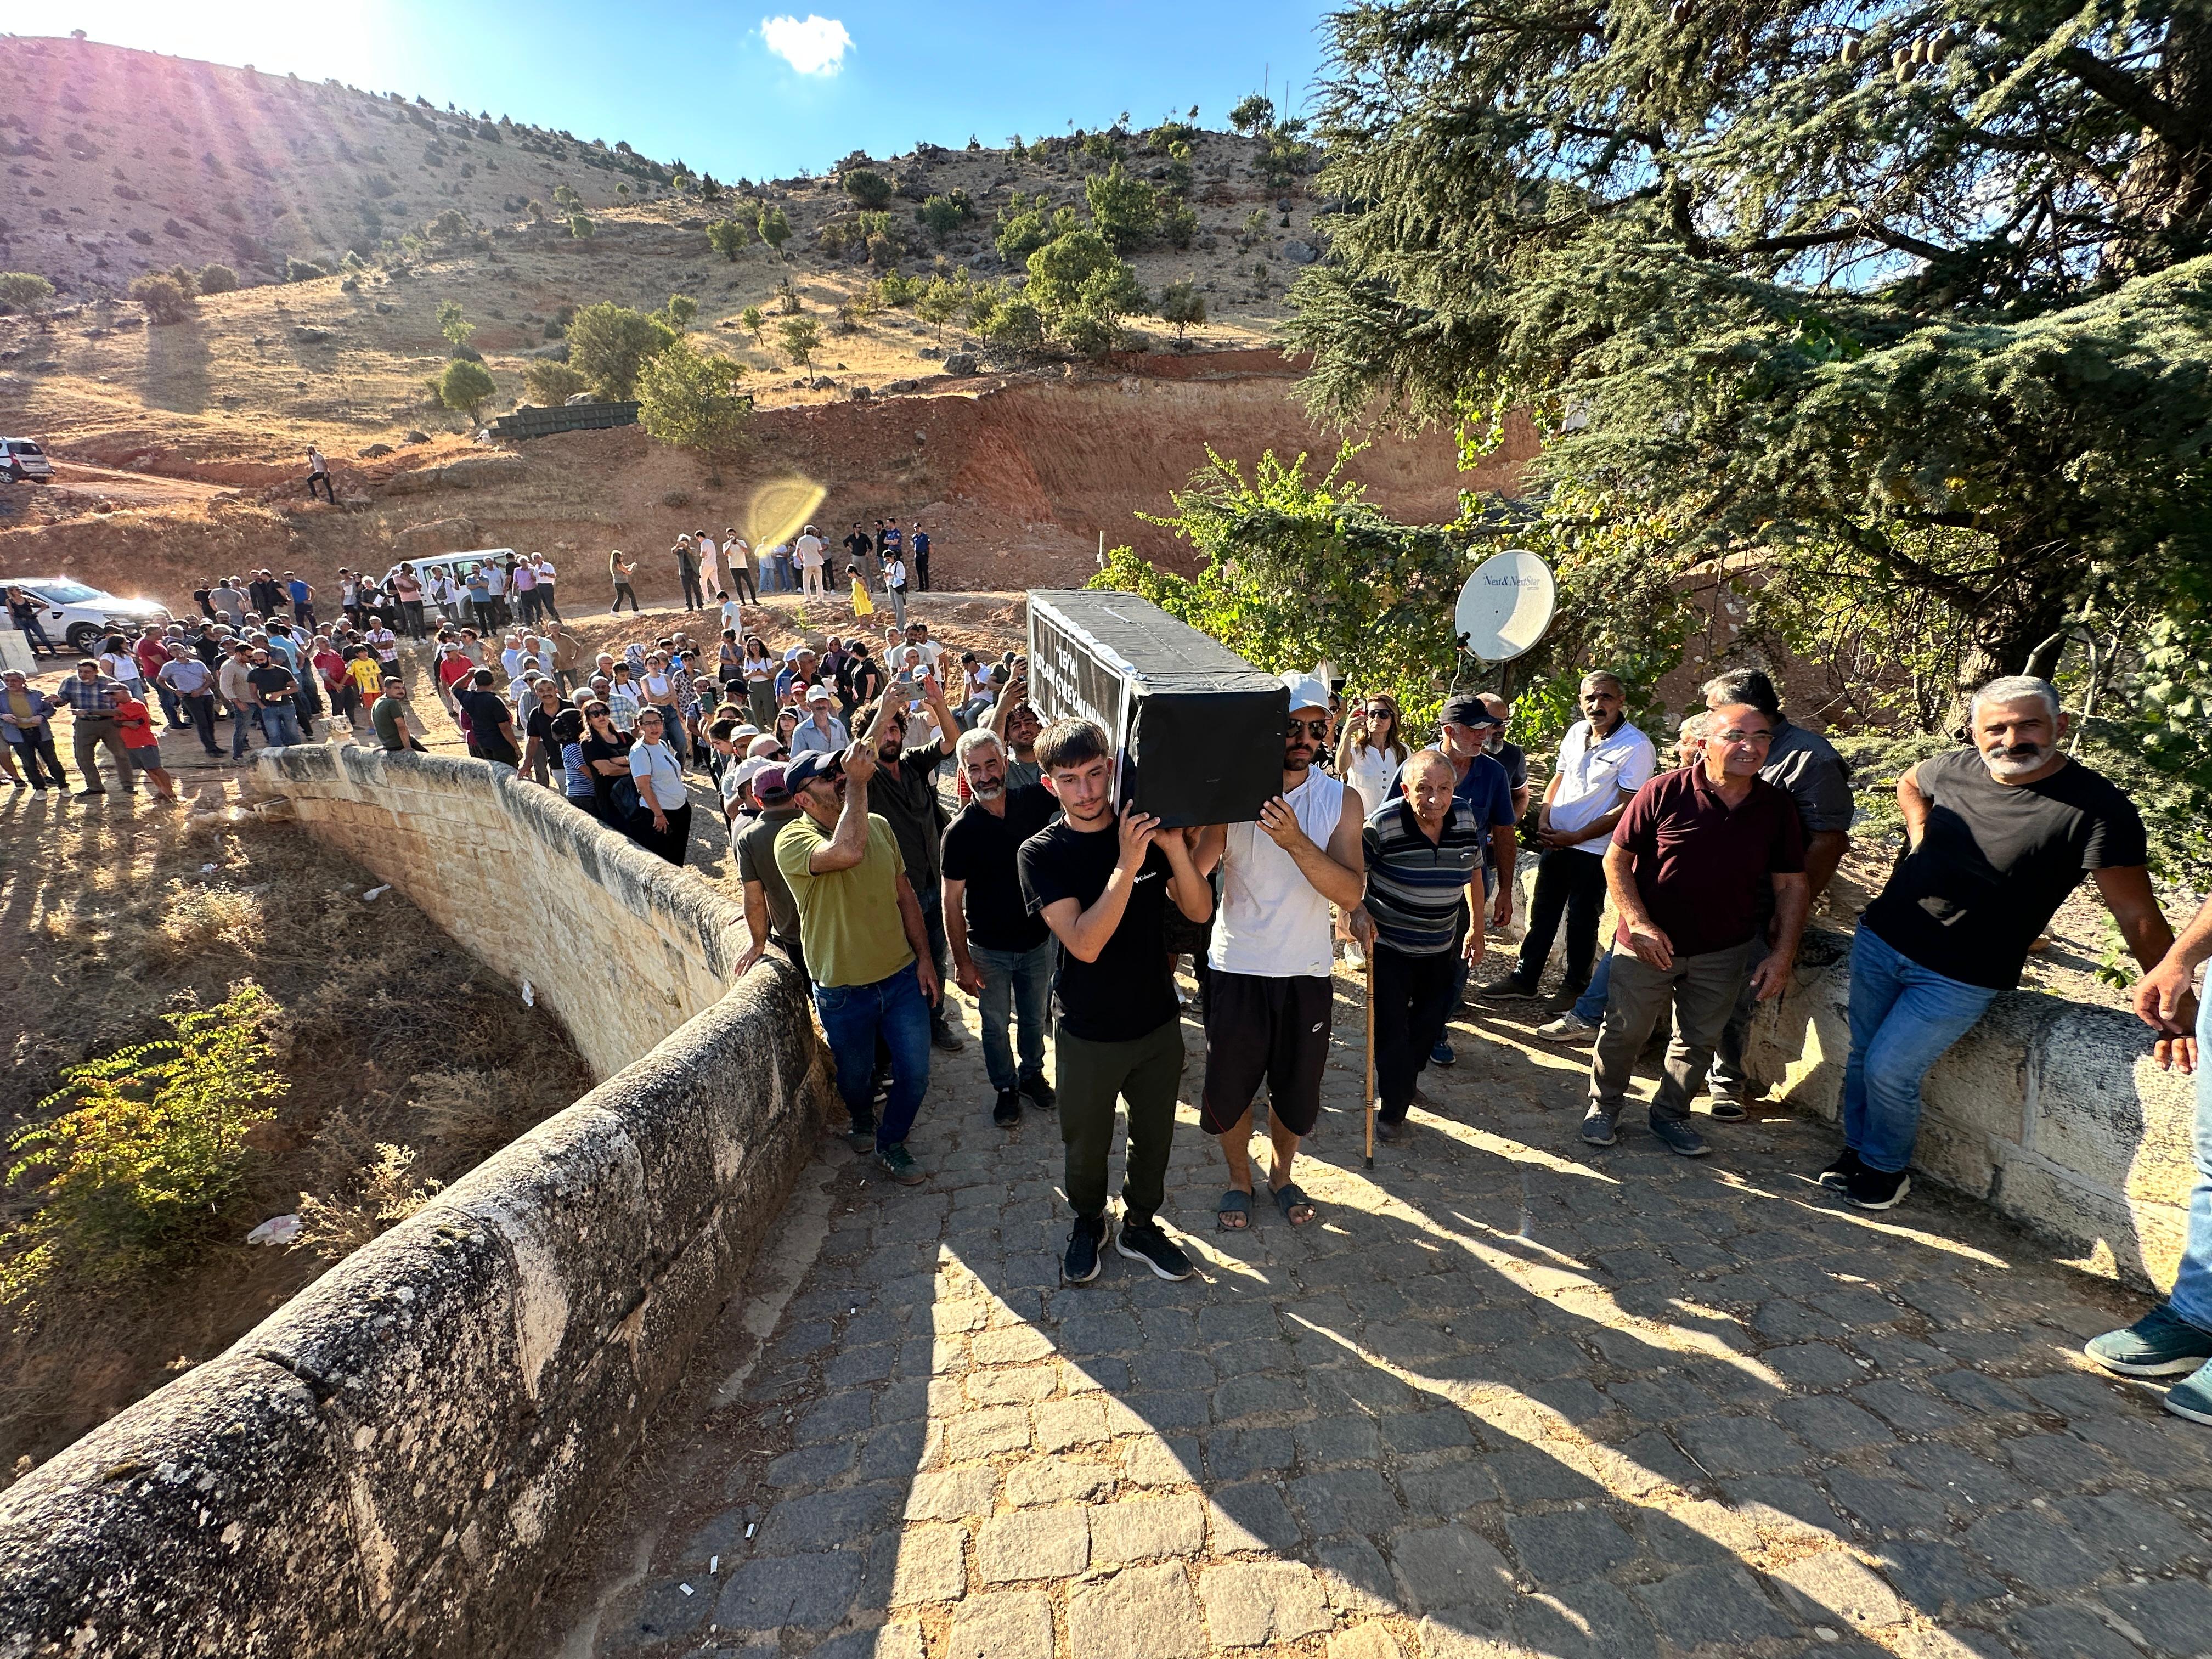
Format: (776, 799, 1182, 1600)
(560, 974, 2212, 1659)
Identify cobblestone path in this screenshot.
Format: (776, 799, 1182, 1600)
(559, 977, 2212, 1659)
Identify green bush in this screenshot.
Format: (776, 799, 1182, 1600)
(568, 213, 594, 239)
(664, 292, 698, 330)
(437, 297, 476, 348)
(741, 304, 765, 343)
(438, 357, 496, 421)
(1157, 278, 1206, 336)
(757, 204, 792, 252)
(567, 301, 676, 399)
(1162, 201, 1199, 250)
(2, 984, 287, 1307)
(842, 167, 894, 210)
(195, 262, 239, 295)
(994, 192, 1077, 264)
(1026, 228, 1141, 320)
(980, 296, 1044, 356)
(777, 313, 822, 371)
(523, 359, 589, 404)
(706, 218, 750, 261)
(1085, 162, 1160, 250)
(637, 336, 752, 469)
(918, 190, 975, 241)
(284, 257, 330, 282)
(1229, 94, 1276, 135)
(129, 272, 195, 323)
(0, 272, 57, 317)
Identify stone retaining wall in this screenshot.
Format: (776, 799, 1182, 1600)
(0, 748, 835, 1657)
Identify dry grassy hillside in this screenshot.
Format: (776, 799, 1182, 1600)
(1, 37, 659, 297)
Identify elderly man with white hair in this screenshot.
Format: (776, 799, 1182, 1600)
(1836, 674, 2180, 1211)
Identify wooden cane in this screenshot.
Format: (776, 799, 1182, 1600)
(1363, 954, 1377, 1170)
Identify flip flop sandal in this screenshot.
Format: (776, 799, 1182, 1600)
(1271, 1183, 1317, 1227)
(1216, 1189, 1254, 1231)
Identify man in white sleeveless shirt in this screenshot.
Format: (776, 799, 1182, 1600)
(1193, 674, 1367, 1229)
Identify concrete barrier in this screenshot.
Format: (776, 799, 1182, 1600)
(1747, 929, 2197, 1290)
(0, 748, 836, 1657)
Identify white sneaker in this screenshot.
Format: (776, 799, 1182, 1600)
(1535, 1012, 1601, 1044)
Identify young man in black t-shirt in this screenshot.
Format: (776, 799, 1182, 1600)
(1839, 676, 2177, 1211)
(1017, 719, 1213, 1285)
(944, 726, 1059, 1126)
(456, 669, 520, 766)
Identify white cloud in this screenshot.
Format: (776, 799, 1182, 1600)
(760, 14, 853, 76)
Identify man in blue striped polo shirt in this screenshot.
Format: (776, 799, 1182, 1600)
(1348, 749, 1498, 1141)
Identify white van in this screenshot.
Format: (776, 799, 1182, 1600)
(380, 547, 517, 591)
(5, 575, 172, 654)
(3, 438, 55, 484)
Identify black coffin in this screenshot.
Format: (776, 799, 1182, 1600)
(1027, 589, 1286, 828)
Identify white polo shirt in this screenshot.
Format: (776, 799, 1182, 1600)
(1547, 718, 1657, 853)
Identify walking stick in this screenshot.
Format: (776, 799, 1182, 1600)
(1363, 954, 1377, 1170)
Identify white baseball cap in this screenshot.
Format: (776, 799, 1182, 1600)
(805, 684, 832, 704)
(1282, 672, 1332, 715)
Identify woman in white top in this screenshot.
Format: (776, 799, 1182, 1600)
(625, 708, 692, 866)
(740, 634, 778, 729)
(882, 554, 909, 628)
(637, 652, 686, 763)
(98, 639, 145, 696)
(1337, 691, 1409, 820)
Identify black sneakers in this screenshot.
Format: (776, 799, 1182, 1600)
(1018, 1073, 1057, 1110)
(1115, 1218, 1195, 1282)
(1063, 1215, 1105, 1284)
(1844, 1165, 1911, 1211)
(1818, 1148, 1864, 1188)
(992, 1089, 1022, 1127)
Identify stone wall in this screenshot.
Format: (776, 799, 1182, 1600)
(0, 748, 836, 1657)
(1747, 932, 2197, 1293)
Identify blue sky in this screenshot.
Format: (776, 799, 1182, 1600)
(42, 2, 1334, 181)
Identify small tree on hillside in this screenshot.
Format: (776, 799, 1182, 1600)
(1157, 278, 1206, 337)
(757, 204, 792, 253)
(551, 182, 581, 211)
(0, 273, 56, 323)
(1085, 162, 1160, 250)
(741, 304, 765, 345)
(437, 298, 476, 349)
(663, 293, 698, 330)
(916, 276, 961, 342)
(636, 337, 752, 481)
(918, 191, 974, 242)
(566, 301, 676, 399)
(568, 214, 595, 240)
(777, 314, 822, 373)
(438, 357, 496, 423)
(842, 168, 894, 210)
(774, 276, 802, 315)
(129, 273, 195, 324)
(707, 218, 749, 261)
(523, 359, 589, 404)
(196, 263, 239, 295)
(1228, 94, 1275, 135)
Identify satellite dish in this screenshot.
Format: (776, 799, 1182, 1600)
(1454, 548, 1556, 662)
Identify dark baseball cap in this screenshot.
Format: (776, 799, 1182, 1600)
(783, 751, 842, 791)
(1440, 694, 1504, 730)
(752, 763, 791, 802)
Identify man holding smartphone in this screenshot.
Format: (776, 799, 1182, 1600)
(853, 668, 966, 1052)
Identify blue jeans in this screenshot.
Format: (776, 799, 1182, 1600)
(1841, 927, 1998, 1174)
(814, 962, 933, 1150)
(230, 704, 260, 759)
(2165, 988, 2212, 1331)
(769, 556, 795, 592)
(972, 940, 1052, 1093)
(260, 705, 303, 748)
(1575, 952, 1612, 1024)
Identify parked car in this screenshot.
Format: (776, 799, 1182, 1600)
(6, 576, 172, 654)
(3, 438, 54, 484)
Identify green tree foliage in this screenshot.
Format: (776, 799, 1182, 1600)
(980, 295, 1045, 356)
(916, 276, 963, 341)
(438, 357, 497, 421)
(777, 313, 822, 371)
(129, 272, 195, 323)
(995, 192, 1079, 263)
(0, 272, 56, 317)
(637, 337, 752, 471)
(1286, 0, 2212, 678)
(1157, 278, 1206, 336)
(196, 262, 239, 295)
(424, 207, 471, 242)
(1228, 94, 1275, 135)
(2, 984, 286, 1306)
(568, 213, 595, 239)
(1085, 161, 1161, 250)
(1096, 447, 1467, 725)
(551, 182, 581, 210)
(706, 218, 750, 261)
(842, 167, 894, 210)
(918, 190, 976, 241)
(284, 258, 329, 281)
(757, 204, 793, 253)
(1162, 201, 1200, 250)
(663, 293, 699, 330)
(1145, 119, 1199, 152)
(436, 298, 476, 349)
(1026, 228, 1146, 352)
(566, 301, 676, 399)
(1255, 119, 1315, 189)
(741, 304, 765, 344)
(523, 358, 589, 404)
(964, 282, 1003, 334)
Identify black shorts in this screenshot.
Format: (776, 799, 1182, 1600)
(1200, 970, 1333, 1136)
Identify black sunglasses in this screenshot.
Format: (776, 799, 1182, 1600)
(1286, 718, 1331, 738)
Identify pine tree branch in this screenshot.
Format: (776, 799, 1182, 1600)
(2053, 46, 2196, 152)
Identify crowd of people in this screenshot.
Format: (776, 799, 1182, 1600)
(627, 518, 936, 620)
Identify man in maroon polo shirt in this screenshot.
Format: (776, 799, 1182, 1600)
(1583, 699, 1809, 1157)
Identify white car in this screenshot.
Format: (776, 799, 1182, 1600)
(3, 438, 54, 484)
(6, 576, 172, 654)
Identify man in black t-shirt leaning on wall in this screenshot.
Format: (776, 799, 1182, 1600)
(1836, 674, 2186, 1212)
(1017, 719, 1214, 1287)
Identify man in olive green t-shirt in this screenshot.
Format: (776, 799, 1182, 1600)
(776, 738, 940, 1183)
